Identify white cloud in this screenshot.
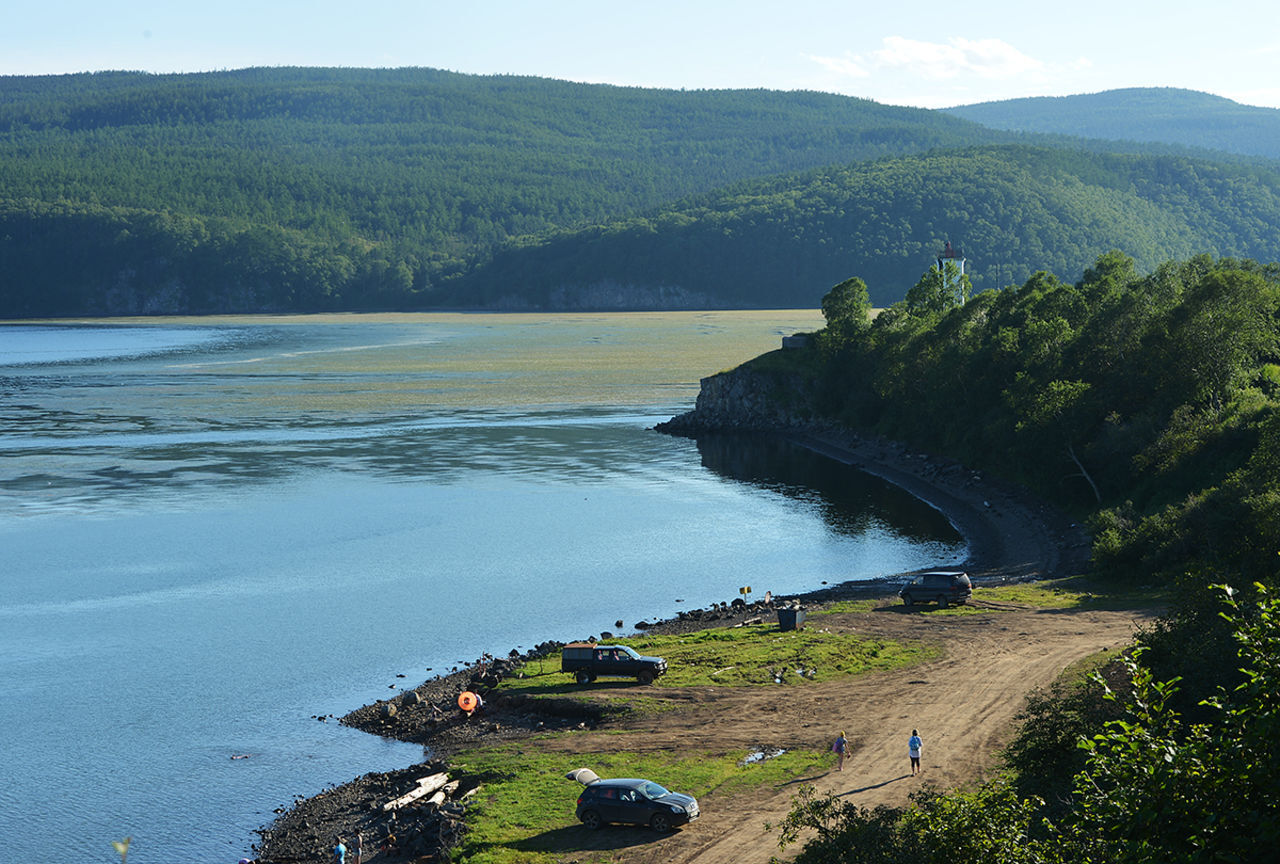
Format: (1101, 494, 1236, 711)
(806, 52, 870, 79)
(871, 35, 1044, 81)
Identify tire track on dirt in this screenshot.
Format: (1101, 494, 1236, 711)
(603, 604, 1158, 864)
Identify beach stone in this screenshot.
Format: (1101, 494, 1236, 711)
(400, 691, 422, 707)
(381, 703, 398, 719)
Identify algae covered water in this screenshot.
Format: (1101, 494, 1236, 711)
(0, 312, 963, 863)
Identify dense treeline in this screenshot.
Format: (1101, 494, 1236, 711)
(947, 87, 1280, 162)
(453, 146, 1280, 308)
(4, 69, 1280, 316)
(759, 252, 1280, 862)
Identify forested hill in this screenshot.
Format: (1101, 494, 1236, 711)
(0, 65, 1012, 240)
(944, 87, 1280, 162)
(0, 66, 1019, 316)
(451, 145, 1280, 309)
(2, 68, 1280, 316)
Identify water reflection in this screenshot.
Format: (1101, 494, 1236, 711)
(691, 432, 960, 543)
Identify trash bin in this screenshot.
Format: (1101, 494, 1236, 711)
(777, 608, 805, 631)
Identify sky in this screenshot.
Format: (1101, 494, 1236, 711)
(3, 0, 1279, 110)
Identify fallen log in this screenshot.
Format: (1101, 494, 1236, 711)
(425, 780, 461, 808)
(383, 772, 450, 811)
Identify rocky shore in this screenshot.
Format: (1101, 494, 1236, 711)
(251, 366, 1091, 863)
(252, 595, 822, 863)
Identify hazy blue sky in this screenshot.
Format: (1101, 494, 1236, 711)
(4, 1, 1278, 109)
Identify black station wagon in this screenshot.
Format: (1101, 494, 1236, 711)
(568, 769, 699, 832)
(899, 570, 972, 607)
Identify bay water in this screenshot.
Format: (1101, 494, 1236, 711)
(0, 312, 964, 863)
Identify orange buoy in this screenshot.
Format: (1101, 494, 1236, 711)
(458, 691, 478, 712)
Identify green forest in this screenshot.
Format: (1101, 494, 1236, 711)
(738, 251, 1280, 862)
(453, 145, 1280, 308)
(3, 68, 1279, 316)
(0, 66, 1010, 316)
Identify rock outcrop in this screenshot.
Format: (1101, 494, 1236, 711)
(657, 363, 818, 434)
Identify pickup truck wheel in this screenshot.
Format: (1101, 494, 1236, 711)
(901, 593, 914, 607)
(650, 812, 672, 833)
(576, 671, 594, 684)
(936, 595, 949, 608)
(637, 670, 655, 685)
(581, 810, 602, 830)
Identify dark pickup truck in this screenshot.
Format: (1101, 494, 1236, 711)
(561, 643, 667, 685)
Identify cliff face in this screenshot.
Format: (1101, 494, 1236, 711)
(657, 363, 818, 434)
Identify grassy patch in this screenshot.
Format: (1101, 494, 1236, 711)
(975, 575, 1170, 610)
(1056, 646, 1124, 686)
(810, 598, 880, 615)
(450, 743, 829, 864)
(496, 623, 938, 694)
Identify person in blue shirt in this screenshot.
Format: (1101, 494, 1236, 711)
(908, 729, 923, 776)
(333, 837, 346, 864)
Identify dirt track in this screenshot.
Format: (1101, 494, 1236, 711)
(551, 596, 1159, 864)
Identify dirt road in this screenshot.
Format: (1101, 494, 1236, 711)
(555, 596, 1159, 864)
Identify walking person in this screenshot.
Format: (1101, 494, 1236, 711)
(908, 729, 923, 776)
(832, 730, 847, 772)
(354, 831, 362, 864)
(332, 836, 346, 864)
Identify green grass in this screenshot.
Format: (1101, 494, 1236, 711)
(810, 598, 880, 615)
(974, 575, 1171, 610)
(1055, 646, 1123, 686)
(806, 576, 1171, 620)
(449, 743, 830, 864)
(496, 623, 939, 694)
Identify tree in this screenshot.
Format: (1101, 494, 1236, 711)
(1163, 266, 1280, 412)
(905, 260, 971, 318)
(1061, 584, 1280, 863)
(1012, 377, 1101, 502)
(819, 276, 872, 351)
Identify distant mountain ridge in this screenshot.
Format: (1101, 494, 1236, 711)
(944, 87, 1280, 161)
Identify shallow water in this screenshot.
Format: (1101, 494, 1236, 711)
(0, 313, 962, 863)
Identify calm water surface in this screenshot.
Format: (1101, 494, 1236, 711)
(0, 313, 962, 863)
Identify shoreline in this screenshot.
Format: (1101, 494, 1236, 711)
(252, 427, 1092, 862)
(784, 428, 1091, 584)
